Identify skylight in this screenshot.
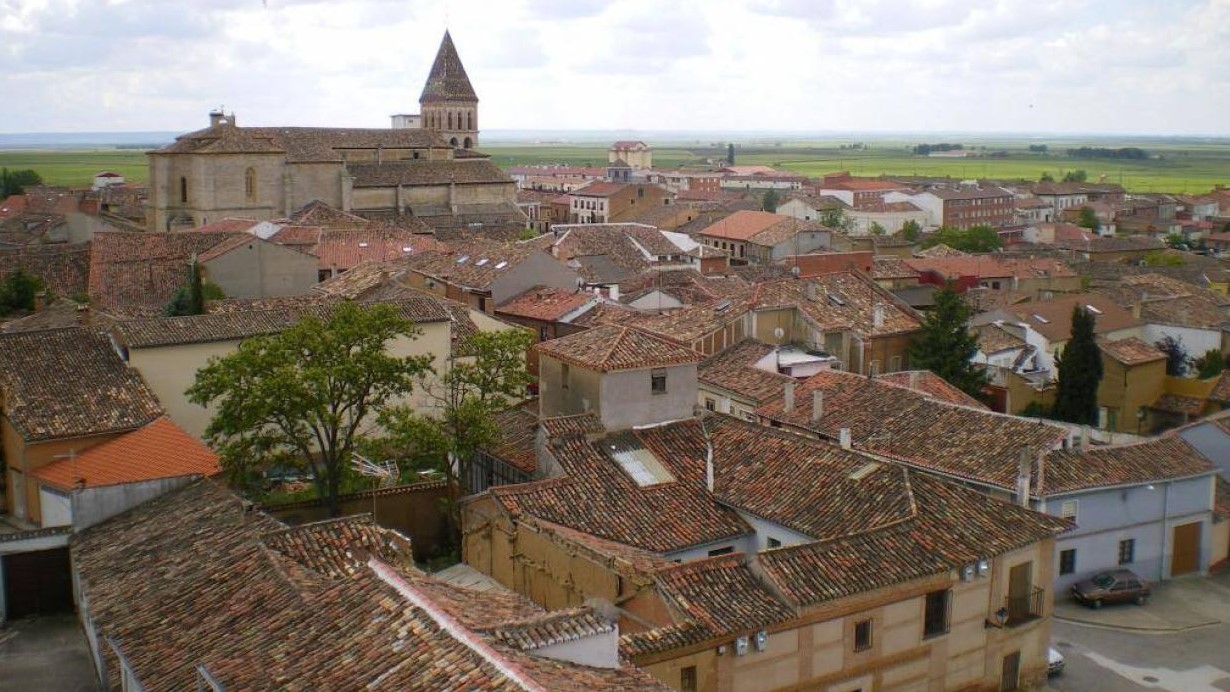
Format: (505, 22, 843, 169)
(609, 444, 675, 487)
(495, 261, 508, 269)
(475, 258, 489, 266)
(1032, 314, 1050, 324)
(456, 255, 470, 264)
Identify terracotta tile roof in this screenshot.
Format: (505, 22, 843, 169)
(905, 255, 1014, 280)
(287, 200, 371, 227)
(420, 30, 477, 102)
(75, 480, 665, 691)
(0, 243, 90, 298)
(1099, 337, 1166, 366)
(348, 160, 511, 187)
(997, 256, 1078, 280)
(113, 295, 449, 348)
(855, 200, 922, 213)
(1007, 293, 1141, 343)
(0, 327, 163, 442)
(495, 286, 596, 323)
(757, 370, 1069, 493)
(402, 237, 555, 291)
(925, 186, 1013, 201)
(304, 227, 443, 270)
(534, 324, 701, 372)
(486, 402, 540, 475)
(1051, 233, 1165, 253)
(1042, 437, 1214, 495)
(871, 255, 920, 280)
(572, 181, 630, 198)
(617, 269, 749, 306)
(696, 210, 799, 242)
(89, 231, 249, 314)
(193, 217, 260, 234)
(913, 243, 969, 258)
(750, 272, 923, 338)
(1209, 371, 1230, 404)
(876, 370, 990, 410)
(758, 473, 1070, 606)
(156, 125, 448, 162)
(975, 322, 1027, 354)
(1150, 393, 1207, 416)
(32, 417, 219, 490)
(490, 607, 615, 652)
(539, 412, 604, 439)
(697, 340, 793, 405)
(629, 299, 749, 344)
(1215, 476, 1230, 521)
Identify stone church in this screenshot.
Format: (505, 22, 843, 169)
(147, 31, 524, 233)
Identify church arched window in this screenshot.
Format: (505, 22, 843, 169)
(448, 111, 454, 129)
(180, 176, 188, 204)
(466, 111, 473, 130)
(464, 137, 473, 149)
(244, 167, 256, 201)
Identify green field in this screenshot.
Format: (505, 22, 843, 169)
(4, 137, 1229, 193)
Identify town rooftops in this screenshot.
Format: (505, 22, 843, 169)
(922, 185, 1013, 200)
(1042, 437, 1214, 495)
(401, 237, 554, 291)
(571, 181, 630, 198)
(0, 326, 164, 442)
(534, 324, 702, 372)
(697, 210, 822, 244)
(495, 286, 596, 323)
(1006, 293, 1141, 343)
(0, 243, 91, 298)
(32, 417, 220, 490)
(697, 340, 794, 405)
(1098, 337, 1166, 366)
(74, 480, 664, 690)
(905, 255, 1013, 280)
(750, 272, 923, 338)
(975, 322, 1027, 354)
(154, 124, 449, 162)
(875, 370, 990, 410)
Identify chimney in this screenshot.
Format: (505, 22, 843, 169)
(805, 282, 817, 301)
(705, 439, 715, 493)
(784, 380, 796, 413)
(1130, 301, 1142, 319)
(209, 109, 225, 127)
(839, 427, 852, 450)
(1015, 445, 1032, 507)
(608, 284, 620, 301)
(811, 390, 824, 423)
(1080, 425, 1091, 452)
(873, 303, 885, 329)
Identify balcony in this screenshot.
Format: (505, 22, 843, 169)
(1004, 586, 1045, 627)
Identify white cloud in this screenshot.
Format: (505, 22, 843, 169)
(0, 0, 1225, 134)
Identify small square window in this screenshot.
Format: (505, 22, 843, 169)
(853, 619, 873, 652)
(1059, 500, 1079, 522)
(1118, 539, 1135, 565)
(707, 546, 734, 557)
(705, 398, 716, 411)
(1059, 548, 1076, 576)
(651, 368, 667, 395)
(767, 537, 782, 549)
(680, 666, 697, 692)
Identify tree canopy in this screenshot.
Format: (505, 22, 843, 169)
(1077, 207, 1099, 231)
(726, 143, 735, 165)
(908, 285, 987, 400)
(899, 219, 922, 242)
(1155, 335, 1191, 377)
(1195, 348, 1226, 379)
(0, 268, 44, 316)
(919, 225, 1003, 253)
(0, 168, 43, 197)
(761, 188, 780, 213)
(187, 302, 433, 516)
(1053, 306, 1103, 425)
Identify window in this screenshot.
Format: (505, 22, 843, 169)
(853, 619, 873, 652)
(561, 363, 570, 390)
(1059, 548, 1077, 576)
(705, 398, 716, 411)
(1059, 500, 1079, 523)
(244, 167, 256, 201)
(707, 546, 734, 557)
(180, 176, 188, 204)
(448, 111, 454, 129)
(680, 666, 697, 692)
(539, 325, 549, 342)
(889, 355, 902, 372)
(1118, 539, 1135, 565)
(868, 360, 880, 376)
(651, 368, 667, 395)
(923, 589, 951, 638)
(767, 537, 782, 548)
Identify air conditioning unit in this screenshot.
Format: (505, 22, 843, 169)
(754, 630, 768, 652)
(960, 564, 975, 582)
(977, 558, 990, 578)
(735, 636, 749, 656)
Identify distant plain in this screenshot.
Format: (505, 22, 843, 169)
(3, 135, 1228, 193)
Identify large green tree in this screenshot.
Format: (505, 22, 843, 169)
(0, 168, 43, 197)
(0, 269, 44, 316)
(899, 219, 922, 242)
(187, 302, 433, 516)
(374, 328, 534, 543)
(908, 285, 987, 399)
(1053, 306, 1103, 425)
(762, 188, 780, 213)
(920, 225, 1003, 253)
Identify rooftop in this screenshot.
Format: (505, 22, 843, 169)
(534, 324, 702, 372)
(1006, 293, 1141, 343)
(1098, 337, 1166, 366)
(495, 286, 596, 323)
(32, 417, 220, 490)
(1042, 437, 1214, 495)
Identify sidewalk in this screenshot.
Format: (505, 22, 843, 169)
(1054, 570, 1230, 632)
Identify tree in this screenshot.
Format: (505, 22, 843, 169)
(1077, 207, 1099, 231)
(187, 302, 433, 516)
(0, 268, 43, 316)
(1194, 348, 1226, 379)
(908, 285, 987, 400)
(1039, 172, 1055, 182)
(1062, 169, 1088, 183)
(820, 207, 854, 233)
(0, 168, 43, 197)
(374, 328, 534, 545)
(1155, 335, 1191, 377)
(869, 221, 886, 236)
(165, 258, 207, 316)
(899, 219, 922, 242)
(920, 225, 1003, 253)
(726, 143, 735, 165)
(1053, 306, 1103, 425)
(761, 188, 780, 213)
(1141, 250, 1184, 267)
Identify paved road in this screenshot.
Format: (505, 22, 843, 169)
(0, 615, 99, 692)
(1047, 620, 1230, 691)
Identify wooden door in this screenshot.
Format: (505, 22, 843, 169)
(1000, 651, 1020, 691)
(1007, 561, 1033, 622)
(1172, 522, 1201, 576)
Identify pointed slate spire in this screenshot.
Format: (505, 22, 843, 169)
(419, 30, 478, 103)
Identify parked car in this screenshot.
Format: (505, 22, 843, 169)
(1071, 569, 1151, 608)
(1047, 647, 1065, 676)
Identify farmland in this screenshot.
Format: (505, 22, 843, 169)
(3, 136, 1229, 193)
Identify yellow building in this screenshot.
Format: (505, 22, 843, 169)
(1097, 337, 1167, 434)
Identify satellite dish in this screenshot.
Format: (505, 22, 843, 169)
(773, 327, 785, 340)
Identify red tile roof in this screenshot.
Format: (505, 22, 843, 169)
(905, 255, 1014, 280)
(1042, 437, 1214, 495)
(496, 286, 596, 323)
(534, 325, 701, 372)
(572, 181, 628, 198)
(876, 370, 990, 410)
(1007, 293, 1141, 343)
(1099, 337, 1166, 366)
(32, 417, 220, 490)
(696, 210, 800, 242)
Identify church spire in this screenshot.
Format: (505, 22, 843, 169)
(419, 30, 477, 104)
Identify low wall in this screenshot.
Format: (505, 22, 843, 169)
(261, 481, 451, 561)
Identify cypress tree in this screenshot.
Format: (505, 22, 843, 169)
(1053, 305, 1103, 425)
(908, 285, 987, 399)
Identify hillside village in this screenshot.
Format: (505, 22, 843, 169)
(3, 29, 1230, 692)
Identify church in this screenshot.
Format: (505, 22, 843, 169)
(147, 31, 524, 234)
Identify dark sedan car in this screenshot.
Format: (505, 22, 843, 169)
(1071, 569, 1151, 608)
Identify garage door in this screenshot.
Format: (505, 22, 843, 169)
(1172, 522, 1201, 577)
(2, 547, 74, 619)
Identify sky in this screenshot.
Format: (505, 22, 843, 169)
(1, 0, 1228, 136)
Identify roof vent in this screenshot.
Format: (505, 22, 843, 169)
(1031, 314, 1050, 324)
(714, 299, 732, 313)
(402, 246, 413, 253)
(849, 462, 880, 481)
(827, 293, 846, 306)
(495, 260, 508, 269)
(475, 258, 489, 266)
(358, 241, 369, 248)
(456, 255, 470, 264)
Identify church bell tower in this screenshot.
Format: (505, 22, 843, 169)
(420, 31, 479, 149)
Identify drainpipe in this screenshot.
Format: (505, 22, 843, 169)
(1160, 481, 1170, 580)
